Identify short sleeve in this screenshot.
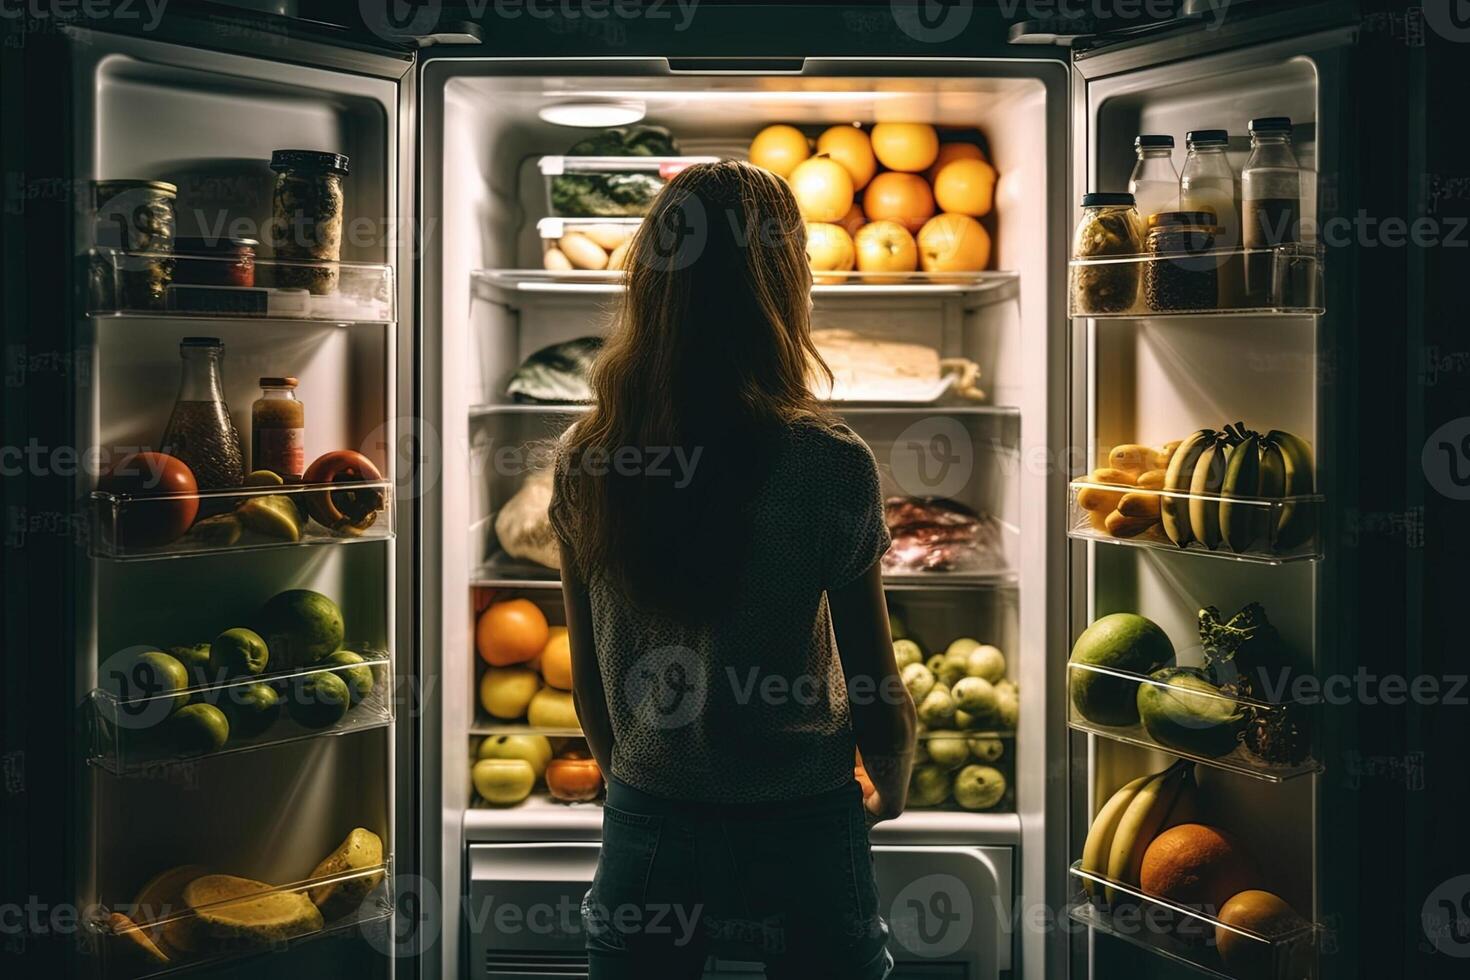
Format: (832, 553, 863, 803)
(821, 425, 891, 590)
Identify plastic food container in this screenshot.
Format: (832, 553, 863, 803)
(539, 155, 719, 218)
(93, 179, 177, 310)
(269, 149, 349, 295)
(173, 237, 258, 287)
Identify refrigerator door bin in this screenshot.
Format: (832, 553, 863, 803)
(1068, 245, 1323, 318)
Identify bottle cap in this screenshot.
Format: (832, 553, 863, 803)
(260, 377, 299, 388)
(1148, 210, 1219, 229)
(1186, 129, 1229, 147)
(1081, 192, 1136, 208)
(1135, 135, 1175, 149)
(1249, 116, 1293, 135)
(270, 150, 351, 176)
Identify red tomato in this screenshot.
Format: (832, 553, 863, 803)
(546, 753, 603, 803)
(99, 452, 199, 547)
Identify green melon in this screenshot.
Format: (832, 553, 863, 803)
(1068, 613, 1175, 727)
(256, 589, 344, 670)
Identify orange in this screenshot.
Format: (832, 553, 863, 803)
(1140, 824, 1259, 911)
(748, 124, 810, 178)
(933, 157, 998, 217)
(837, 202, 866, 237)
(917, 213, 991, 273)
(854, 220, 918, 276)
(816, 125, 877, 190)
(863, 172, 935, 234)
(869, 122, 939, 173)
(926, 142, 986, 184)
(789, 156, 855, 223)
(476, 599, 550, 667)
(805, 223, 855, 283)
(539, 627, 573, 690)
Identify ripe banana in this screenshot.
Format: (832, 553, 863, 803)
(1188, 438, 1232, 549)
(1161, 430, 1215, 547)
(1108, 444, 1154, 476)
(1267, 429, 1316, 550)
(1220, 432, 1263, 552)
(1105, 761, 1196, 903)
(1080, 771, 1155, 898)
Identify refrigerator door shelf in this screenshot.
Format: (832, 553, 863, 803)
(1068, 244, 1324, 318)
(1067, 862, 1319, 980)
(89, 649, 393, 776)
(91, 860, 392, 980)
(1067, 481, 1324, 565)
(1066, 661, 1320, 783)
(87, 249, 397, 324)
(90, 480, 394, 561)
(475, 267, 1021, 303)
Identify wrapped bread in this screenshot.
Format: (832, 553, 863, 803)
(494, 469, 560, 570)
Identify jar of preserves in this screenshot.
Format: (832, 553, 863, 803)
(1144, 211, 1221, 312)
(1070, 193, 1143, 315)
(252, 377, 305, 480)
(93, 179, 177, 310)
(269, 150, 349, 295)
(174, 237, 258, 287)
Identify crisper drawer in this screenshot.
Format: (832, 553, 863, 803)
(466, 843, 1014, 980)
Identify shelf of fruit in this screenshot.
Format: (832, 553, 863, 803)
(1068, 605, 1318, 783)
(1071, 759, 1319, 980)
(475, 267, 1019, 300)
(92, 454, 392, 561)
(1069, 427, 1322, 565)
(95, 830, 389, 979)
(89, 590, 389, 774)
(88, 248, 396, 323)
(1068, 244, 1323, 319)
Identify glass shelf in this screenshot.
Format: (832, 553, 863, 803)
(90, 479, 393, 561)
(469, 401, 1021, 418)
(94, 861, 392, 979)
(87, 248, 395, 323)
(1067, 480, 1322, 565)
(1068, 244, 1322, 318)
(474, 268, 1020, 301)
(472, 721, 586, 739)
(1066, 661, 1319, 783)
(89, 650, 392, 775)
(1067, 863, 1319, 980)
(470, 552, 1018, 592)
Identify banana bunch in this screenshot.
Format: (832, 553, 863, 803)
(1076, 442, 1180, 539)
(1080, 760, 1197, 903)
(1162, 423, 1315, 554)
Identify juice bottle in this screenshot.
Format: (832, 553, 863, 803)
(1180, 129, 1242, 308)
(1128, 135, 1180, 226)
(160, 338, 245, 491)
(1242, 116, 1303, 306)
(252, 377, 306, 481)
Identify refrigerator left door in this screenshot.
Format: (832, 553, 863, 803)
(0, 12, 421, 979)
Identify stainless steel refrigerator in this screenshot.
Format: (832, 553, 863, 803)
(1, 2, 1402, 978)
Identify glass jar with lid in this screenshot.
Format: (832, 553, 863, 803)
(93, 179, 177, 310)
(1143, 210, 1221, 312)
(252, 377, 306, 481)
(1070, 192, 1143, 316)
(269, 149, 349, 295)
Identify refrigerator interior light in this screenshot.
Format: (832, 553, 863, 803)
(538, 100, 647, 127)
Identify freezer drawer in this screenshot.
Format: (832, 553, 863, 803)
(466, 842, 1014, 979)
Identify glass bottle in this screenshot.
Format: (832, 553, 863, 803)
(1180, 129, 1241, 306)
(1128, 135, 1180, 225)
(252, 377, 306, 481)
(160, 338, 245, 491)
(1242, 116, 1303, 305)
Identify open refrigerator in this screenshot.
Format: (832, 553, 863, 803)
(8, 2, 1377, 978)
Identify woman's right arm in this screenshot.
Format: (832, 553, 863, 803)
(830, 560, 917, 825)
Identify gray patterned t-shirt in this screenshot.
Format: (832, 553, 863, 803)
(549, 420, 890, 804)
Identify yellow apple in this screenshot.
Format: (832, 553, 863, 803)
(805, 222, 856, 283)
(789, 155, 855, 224)
(472, 758, 535, 806)
(855, 220, 919, 281)
(479, 666, 541, 720)
(917, 213, 992, 274)
(816, 125, 877, 190)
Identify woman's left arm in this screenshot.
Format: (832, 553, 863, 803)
(559, 540, 615, 774)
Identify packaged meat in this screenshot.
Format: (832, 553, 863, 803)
(882, 496, 1005, 574)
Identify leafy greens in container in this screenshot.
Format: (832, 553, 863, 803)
(547, 126, 681, 218)
(505, 337, 603, 404)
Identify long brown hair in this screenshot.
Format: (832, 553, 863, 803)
(558, 160, 833, 621)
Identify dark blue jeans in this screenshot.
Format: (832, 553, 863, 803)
(583, 776, 894, 979)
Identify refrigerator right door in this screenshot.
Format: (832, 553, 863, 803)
(1064, 11, 1363, 980)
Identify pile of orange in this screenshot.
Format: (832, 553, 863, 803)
(748, 121, 996, 280)
(475, 598, 573, 690)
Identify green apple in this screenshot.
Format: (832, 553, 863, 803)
(946, 637, 981, 660)
(892, 639, 924, 670)
(901, 663, 935, 704)
(925, 731, 970, 770)
(288, 671, 351, 729)
(952, 677, 998, 717)
(171, 703, 230, 754)
(209, 628, 269, 678)
(321, 650, 376, 705)
(478, 734, 554, 779)
(222, 682, 281, 739)
(965, 644, 1006, 683)
(953, 764, 1006, 810)
(917, 685, 956, 727)
(472, 758, 535, 806)
(908, 765, 952, 807)
(130, 650, 192, 716)
(968, 736, 1005, 763)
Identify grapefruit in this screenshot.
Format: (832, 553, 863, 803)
(933, 157, 999, 217)
(256, 589, 345, 670)
(816, 125, 877, 190)
(917, 213, 992, 273)
(863, 172, 935, 234)
(749, 124, 810, 178)
(870, 122, 939, 172)
(1067, 612, 1175, 726)
(789, 156, 855, 223)
(1217, 890, 1308, 975)
(476, 598, 550, 667)
(1140, 824, 1260, 912)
